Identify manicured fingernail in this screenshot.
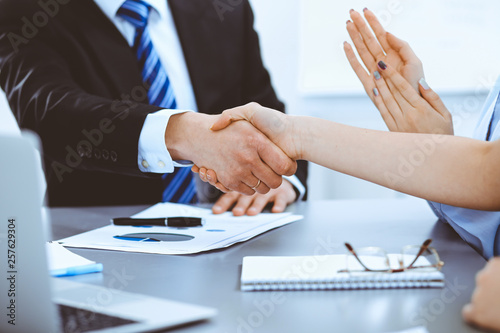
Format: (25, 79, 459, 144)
(213, 205, 221, 212)
(373, 71, 381, 80)
(373, 88, 379, 96)
(419, 77, 430, 90)
(378, 61, 387, 70)
(346, 19, 351, 24)
(206, 174, 212, 181)
(349, 9, 354, 13)
(363, 7, 368, 12)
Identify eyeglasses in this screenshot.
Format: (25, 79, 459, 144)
(338, 239, 444, 274)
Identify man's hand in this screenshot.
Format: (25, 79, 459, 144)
(213, 180, 296, 216)
(191, 103, 301, 197)
(462, 257, 500, 332)
(166, 111, 297, 196)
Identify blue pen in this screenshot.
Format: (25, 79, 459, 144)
(50, 263, 104, 277)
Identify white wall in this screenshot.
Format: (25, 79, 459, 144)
(250, 0, 488, 200)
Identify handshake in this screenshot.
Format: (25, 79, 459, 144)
(190, 103, 299, 195)
(165, 104, 300, 216)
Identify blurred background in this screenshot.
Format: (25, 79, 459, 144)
(0, 0, 498, 200)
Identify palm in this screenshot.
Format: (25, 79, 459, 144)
(386, 51, 422, 92)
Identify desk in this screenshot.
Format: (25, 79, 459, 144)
(50, 197, 486, 333)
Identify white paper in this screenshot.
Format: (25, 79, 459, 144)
(57, 203, 303, 255)
(46, 242, 98, 271)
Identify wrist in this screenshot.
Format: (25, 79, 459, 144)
(289, 116, 305, 160)
(165, 112, 205, 161)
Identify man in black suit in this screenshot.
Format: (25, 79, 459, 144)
(0, 0, 308, 214)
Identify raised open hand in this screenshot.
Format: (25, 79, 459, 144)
(373, 60, 453, 134)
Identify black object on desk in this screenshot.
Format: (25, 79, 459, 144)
(112, 217, 203, 227)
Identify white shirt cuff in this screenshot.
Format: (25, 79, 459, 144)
(138, 109, 194, 173)
(284, 175, 305, 201)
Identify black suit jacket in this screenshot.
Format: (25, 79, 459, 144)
(0, 0, 308, 206)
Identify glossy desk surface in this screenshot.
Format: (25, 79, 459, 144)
(50, 197, 486, 333)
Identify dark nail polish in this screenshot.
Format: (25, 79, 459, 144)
(378, 61, 387, 70)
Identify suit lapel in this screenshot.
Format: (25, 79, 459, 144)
(70, 0, 144, 97)
(168, 0, 239, 115)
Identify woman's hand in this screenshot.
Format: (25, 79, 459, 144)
(374, 60, 453, 135)
(210, 102, 301, 160)
(191, 103, 300, 201)
(344, 9, 447, 133)
(345, 8, 424, 95)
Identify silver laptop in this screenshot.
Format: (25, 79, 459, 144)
(0, 132, 217, 332)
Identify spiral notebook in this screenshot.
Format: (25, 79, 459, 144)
(241, 254, 445, 291)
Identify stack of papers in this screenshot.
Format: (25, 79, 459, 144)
(57, 203, 303, 255)
(47, 242, 103, 277)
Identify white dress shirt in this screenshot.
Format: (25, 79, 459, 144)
(94, 0, 305, 199)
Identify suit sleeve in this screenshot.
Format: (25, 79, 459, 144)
(240, 0, 309, 200)
(0, 4, 161, 179)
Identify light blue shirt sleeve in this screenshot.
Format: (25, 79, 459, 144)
(428, 76, 500, 259)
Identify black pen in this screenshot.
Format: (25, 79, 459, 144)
(112, 217, 204, 227)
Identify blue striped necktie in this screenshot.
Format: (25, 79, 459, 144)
(118, 0, 197, 204)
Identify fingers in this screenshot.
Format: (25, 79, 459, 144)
(231, 195, 255, 216)
(212, 181, 296, 216)
(191, 165, 200, 173)
(211, 102, 260, 131)
(205, 169, 217, 185)
(210, 111, 239, 131)
(362, 8, 390, 51)
(372, 69, 405, 128)
(253, 178, 271, 195)
(257, 137, 297, 179)
(212, 191, 239, 214)
(462, 303, 475, 324)
(220, 192, 273, 216)
(349, 9, 385, 62)
(343, 42, 375, 99)
(245, 176, 271, 195)
(344, 41, 397, 131)
(198, 167, 208, 182)
(271, 195, 288, 213)
(418, 78, 453, 120)
(346, 18, 377, 73)
(215, 182, 230, 193)
(247, 194, 272, 216)
(378, 60, 422, 108)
